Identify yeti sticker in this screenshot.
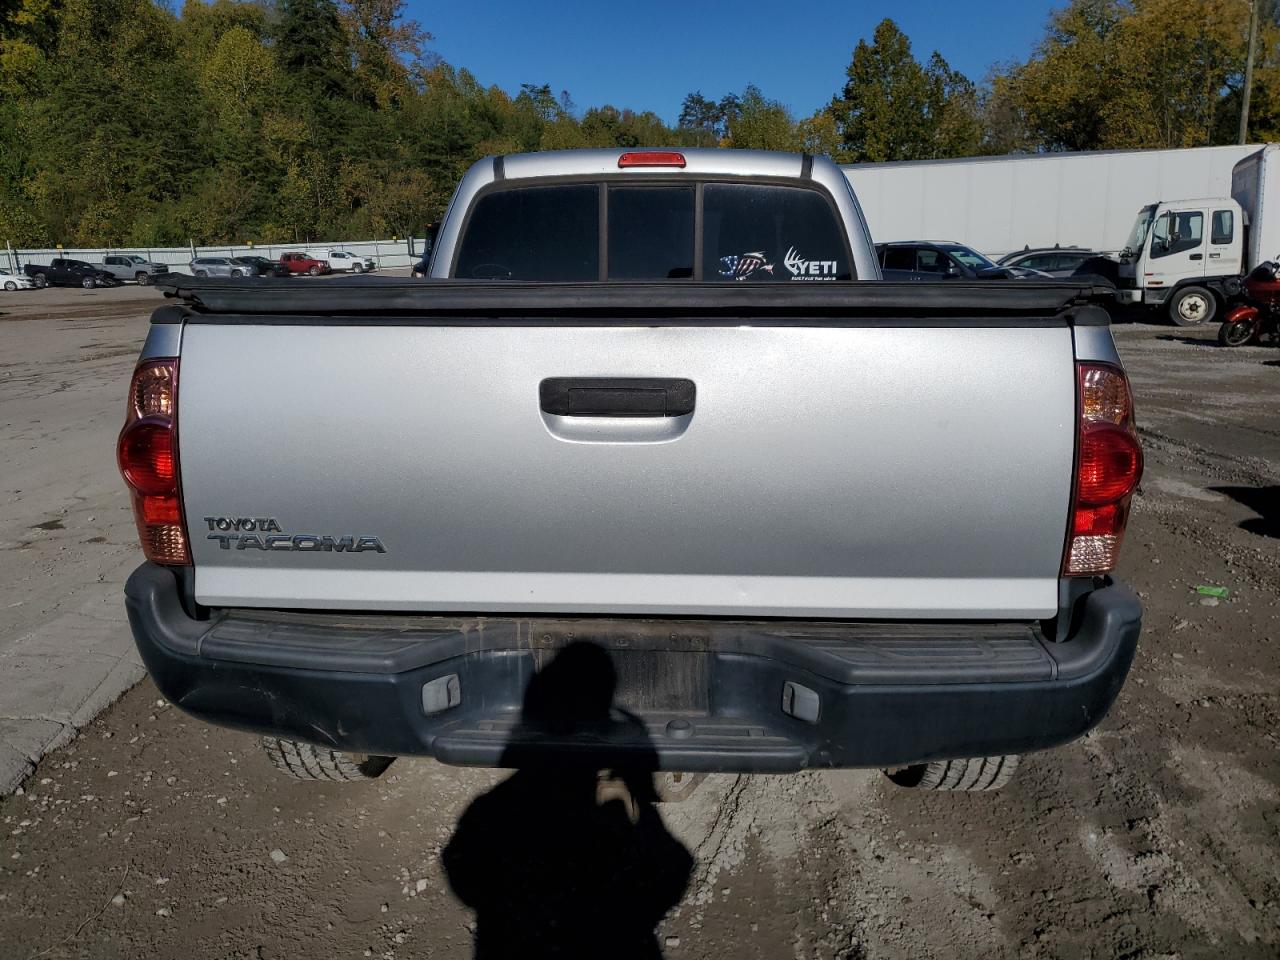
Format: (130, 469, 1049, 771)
(783, 246, 838, 280)
(719, 252, 775, 280)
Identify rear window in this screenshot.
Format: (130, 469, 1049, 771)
(452, 179, 851, 281)
(703, 183, 849, 281)
(607, 186, 694, 280)
(455, 184, 599, 281)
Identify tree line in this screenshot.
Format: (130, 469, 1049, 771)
(0, 0, 1277, 246)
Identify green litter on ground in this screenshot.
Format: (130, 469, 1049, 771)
(1195, 585, 1229, 598)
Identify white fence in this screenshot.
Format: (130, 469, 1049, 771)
(3, 237, 427, 274)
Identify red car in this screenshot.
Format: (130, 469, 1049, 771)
(279, 252, 332, 276)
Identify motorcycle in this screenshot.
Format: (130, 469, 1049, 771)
(1218, 261, 1280, 347)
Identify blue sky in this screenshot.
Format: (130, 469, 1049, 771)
(412, 1, 1064, 123)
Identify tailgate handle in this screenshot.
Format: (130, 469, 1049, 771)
(539, 378, 695, 418)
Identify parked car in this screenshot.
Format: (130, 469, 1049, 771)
(0, 268, 35, 291)
(877, 241, 1034, 281)
(231, 255, 289, 277)
(279, 252, 332, 276)
(190, 257, 253, 278)
(24, 258, 117, 288)
(312, 249, 376, 272)
(95, 254, 170, 284)
(122, 148, 1143, 796)
(997, 246, 1099, 278)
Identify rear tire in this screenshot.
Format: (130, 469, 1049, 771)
(1218, 318, 1258, 346)
(1169, 285, 1216, 326)
(32, 273, 47, 288)
(261, 736, 394, 782)
(885, 755, 1019, 792)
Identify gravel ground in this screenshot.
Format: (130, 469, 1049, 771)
(0, 289, 1277, 959)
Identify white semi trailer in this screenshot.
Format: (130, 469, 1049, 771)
(843, 145, 1258, 257)
(844, 144, 1278, 325)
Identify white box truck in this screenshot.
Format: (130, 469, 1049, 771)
(1111, 144, 1280, 325)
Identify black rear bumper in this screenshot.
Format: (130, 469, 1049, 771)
(125, 563, 1141, 773)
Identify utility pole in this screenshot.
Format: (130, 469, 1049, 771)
(1240, 0, 1262, 144)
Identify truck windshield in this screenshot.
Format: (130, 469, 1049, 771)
(1125, 206, 1156, 252)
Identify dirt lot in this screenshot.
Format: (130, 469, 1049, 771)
(1, 286, 1277, 959)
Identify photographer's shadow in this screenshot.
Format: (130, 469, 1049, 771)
(443, 642, 695, 960)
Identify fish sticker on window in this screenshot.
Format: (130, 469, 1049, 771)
(719, 252, 774, 280)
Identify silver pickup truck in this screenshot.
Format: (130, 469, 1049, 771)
(95, 254, 170, 284)
(120, 149, 1143, 792)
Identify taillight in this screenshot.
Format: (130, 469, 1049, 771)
(1064, 363, 1143, 576)
(617, 151, 686, 168)
(117, 359, 189, 565)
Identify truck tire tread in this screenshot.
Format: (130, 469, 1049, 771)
(261, 736, 394, 782)
(885, 755, 1018, 792)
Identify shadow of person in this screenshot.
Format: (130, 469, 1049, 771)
(443, 642, 695, 960)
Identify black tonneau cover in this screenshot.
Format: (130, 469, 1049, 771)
(154, 276, 1115, 325)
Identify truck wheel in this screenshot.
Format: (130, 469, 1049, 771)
(308, 265, 320, 276)
(884, 755, 1019, 792)
(261, 736, 394, 782)
(136, 272, 152, 285)
(32, 273, 47, 288)
(81, 276, 96, 289)
(1168, 286, 1216, 326)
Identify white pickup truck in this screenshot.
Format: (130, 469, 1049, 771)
(121, 149, 1143, 792)
(310, 248, 377, 272)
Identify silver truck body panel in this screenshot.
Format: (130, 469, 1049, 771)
(178, 322, 1075, 618)
(141, 322, 182, 361)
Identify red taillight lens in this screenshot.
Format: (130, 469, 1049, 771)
(118, 359, 189, 565)
(618, 151, 686, 168)
(1076, 424, 1142, 506)
(1064, 363, 1142, 576)
(118, 418, 177, 495)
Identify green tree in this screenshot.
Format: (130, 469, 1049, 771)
(273, 0, 352, 101)
(677, 91, 738, 145)
(339, 0, 428, 107)
(989, 0, 1251, 150)
(724, 84, 800, 150)
(830, 18, 983, 161)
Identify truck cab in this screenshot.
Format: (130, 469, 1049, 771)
(1115, 198, 1243, 324)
